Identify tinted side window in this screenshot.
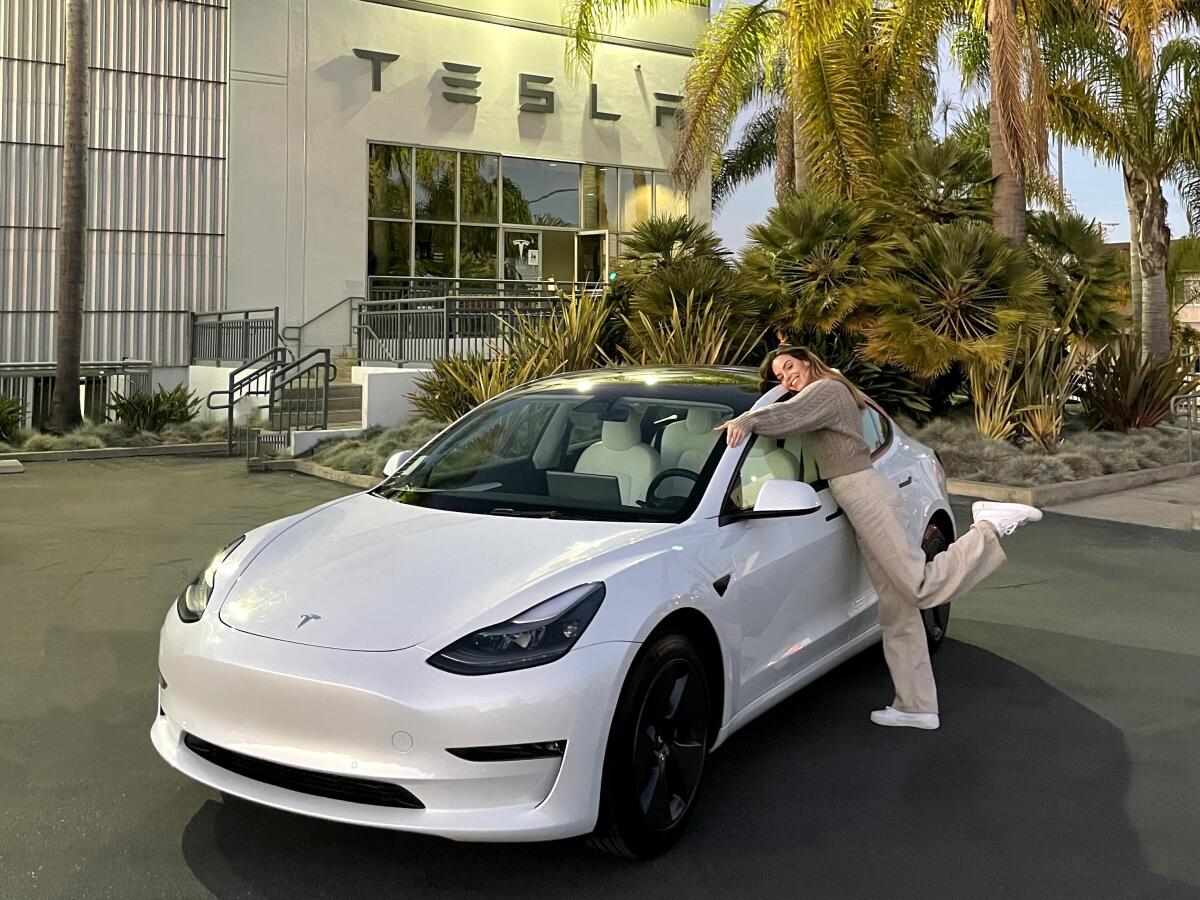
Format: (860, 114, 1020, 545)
(862, 407, 891, 454)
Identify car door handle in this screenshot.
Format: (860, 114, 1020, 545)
(825, 508, 844, 521)
(898, 475, 913, 489)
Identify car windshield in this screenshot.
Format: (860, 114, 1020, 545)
(372, 369, 761, 522)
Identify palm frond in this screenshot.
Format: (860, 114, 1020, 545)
(669, 1, 782, 191)
(799, 35, 877, 197)
(713, 104, 779, 210)
(561, 0, 680, 74)
(987, 0, 1031, 173)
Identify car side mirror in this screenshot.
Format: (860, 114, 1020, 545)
(752, 479, 822, 515)
(382, 449, 414, 478)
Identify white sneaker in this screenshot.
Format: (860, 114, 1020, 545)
(972, 501, 1043, 537)
(870, 706, 940, 730)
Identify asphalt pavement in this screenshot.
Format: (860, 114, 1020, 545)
(2, 458, 1198, 899)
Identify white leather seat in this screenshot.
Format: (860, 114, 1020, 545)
(659, 408, 723, 495)
(574, 417, 660, 505)
(783, 434, 821, 484)
(740, 439, 800, 506)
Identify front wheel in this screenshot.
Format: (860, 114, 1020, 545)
(589, 634, 710, 859)
(920, 522, 952, 653)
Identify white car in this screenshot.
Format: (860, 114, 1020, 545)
(152, 366, 955, 858)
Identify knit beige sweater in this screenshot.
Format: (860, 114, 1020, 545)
(729, 378, 873, 479)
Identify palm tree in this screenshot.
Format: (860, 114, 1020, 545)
(563, 0, 943, 200)
(1049, 30, 1200, 360)
(51, 0, 88, 433)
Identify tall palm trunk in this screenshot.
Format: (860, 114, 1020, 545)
(1122, 165, 1144, 336)
(1138, 176, 1172, 362)
(988, 86, 1026, 246)
(791, 109, 809, 193)
(51, 0, 88, 433)
(774, 98, 796, 202)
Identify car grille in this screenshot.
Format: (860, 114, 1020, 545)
(182, 732, 424, 809)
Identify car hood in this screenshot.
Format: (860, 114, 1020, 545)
(217, 493, 668, 651)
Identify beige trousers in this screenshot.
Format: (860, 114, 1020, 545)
(829, 468, 1007, 714)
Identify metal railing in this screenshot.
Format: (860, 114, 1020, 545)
(280, 296, 365, 357)
(356, 295, 564, 364)
(205, 348, 292, 454)
(1172, 390, 1200, 463)
(190, 308, 287, 366)
(367, 276, 604, 303)
(0, 360, 153, 430)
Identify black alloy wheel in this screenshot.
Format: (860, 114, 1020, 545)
(920, 522, 952, 653)
(590, 634, 710, 859)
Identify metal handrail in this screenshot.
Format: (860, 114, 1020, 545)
(1171, 389, 1200, 463)
(190, 307, 285, 366)
(264, 349, 335, 446)
(206, 348, 291, 454)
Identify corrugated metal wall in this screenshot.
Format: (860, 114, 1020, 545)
(0, 0, 227, 366)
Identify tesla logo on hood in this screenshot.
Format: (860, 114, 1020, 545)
(296, 614, 322, 629)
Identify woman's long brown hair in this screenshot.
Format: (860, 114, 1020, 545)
(758, 345, 869, 409)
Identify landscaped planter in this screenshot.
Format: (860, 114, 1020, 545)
(948, 460, 1200, 506)
(0, 443, 228, 463)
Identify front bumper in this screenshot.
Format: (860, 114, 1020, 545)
(153, 611, 635, 841)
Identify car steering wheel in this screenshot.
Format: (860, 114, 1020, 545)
(645, 468, 700, 503)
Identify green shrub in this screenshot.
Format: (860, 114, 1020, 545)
(0, 395, 24, 443)
(108, 383, 202, 432)
(22, 434, 61, 451)
(310, 419, 446, 477)
(1079, 334, 1189, 431)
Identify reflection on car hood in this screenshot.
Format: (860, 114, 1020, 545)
(218, 493, 668, 651)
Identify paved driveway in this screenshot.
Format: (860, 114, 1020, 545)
(2, 458, 1198, 898)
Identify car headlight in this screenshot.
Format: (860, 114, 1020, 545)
(176, 535, 245, 623)
(427, 583, 606, 675)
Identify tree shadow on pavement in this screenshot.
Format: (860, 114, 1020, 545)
(180, 641, 1195, 900)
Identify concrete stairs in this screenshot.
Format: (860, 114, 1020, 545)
(273, 383, 362, 428)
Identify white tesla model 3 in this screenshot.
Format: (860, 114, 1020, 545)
(152, 366, 955, 858)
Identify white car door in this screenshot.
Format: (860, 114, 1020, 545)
(715, 437, 858, 713)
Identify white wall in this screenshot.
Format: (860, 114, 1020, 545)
(187, 365, 265, 426)
(354, 367, 433, 428)
(227, 0, 709, 341)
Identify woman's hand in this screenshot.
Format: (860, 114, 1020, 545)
(715, 421, 750, 448)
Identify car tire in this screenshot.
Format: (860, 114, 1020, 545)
(589, 633, 710, 859)
(920, 521, 952, 653)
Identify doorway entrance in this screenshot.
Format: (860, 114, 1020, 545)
(576, 230, 608, 285)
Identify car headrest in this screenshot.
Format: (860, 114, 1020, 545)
(684, 408, 723, 434)
(602, 418, 641, 452)
(748, 438, 779, 456)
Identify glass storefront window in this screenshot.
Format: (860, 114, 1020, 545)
(367, 221, 410, 276)
(502, 158, 580, 228)
(619, 168, 653, 231)
(581, 165, 618, 230)
(654, 172, 687, 219)
(414, 223, 455, 276)
(459, 226, 499, 279)
(460, 153, 499, 224)
(368, 145, 411, 218)
(503, 231, 540, 282)
(415, 149, 457, 221)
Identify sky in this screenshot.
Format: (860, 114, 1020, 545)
(708, 13, 1190, 251)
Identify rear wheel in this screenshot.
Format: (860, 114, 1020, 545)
(920, 522, 952, 653)
(589, 634, 710, 859)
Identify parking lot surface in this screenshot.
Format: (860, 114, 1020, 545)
(2, 458, 1199, 898)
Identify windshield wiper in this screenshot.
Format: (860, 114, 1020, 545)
(488, 508, 564, 519)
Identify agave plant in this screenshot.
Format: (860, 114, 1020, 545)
(0, 395, 24, 443)
(618, 291, 766, 367)
(1079, 333, 1191, 431)
(860, 220, 1050, 379)
(503, 291, 614, 375)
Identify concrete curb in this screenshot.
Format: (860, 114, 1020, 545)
(0, 459, 24, 474)
(948, 460, 1200, 506)
(0, 442, 229, 463)
(251, 458, 379, 490)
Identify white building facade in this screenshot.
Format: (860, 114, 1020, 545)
(228, 0, 709, 357)
(1, 0, 708, 376)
